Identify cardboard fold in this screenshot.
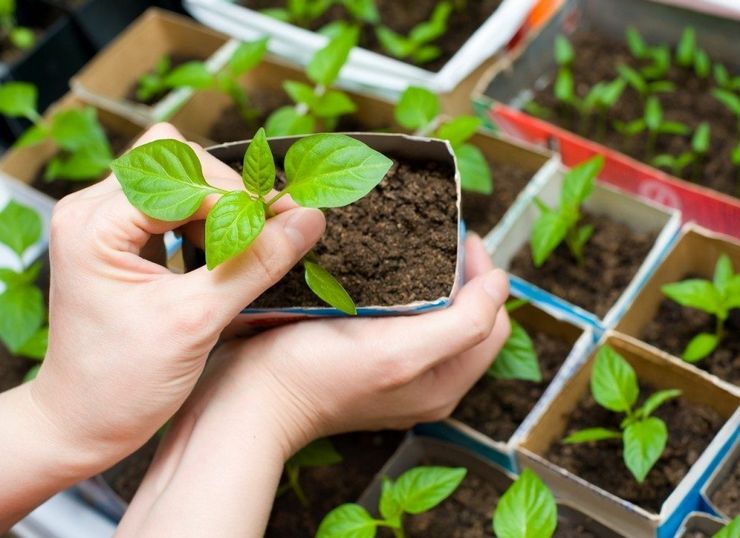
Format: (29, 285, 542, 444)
(700, 436, 738, 521)
(677, 511, 728, 537)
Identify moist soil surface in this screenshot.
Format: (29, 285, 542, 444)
(452, 327, 573, 441)
(126, 54, 202, 106)
(530, 32, 740, 198)
(240, 0, 503, 71)
(547, 383, 726, 513)
(641, 294, 740, 386)
(509, 212, 657, 318)
(710, 458, 740, 518)
(462, 163, 533, 237)
(208, 89, 292, 143)
(266, 431, 404, 537)
(237, 158, 458, 309)
(104, 439, 159, 503)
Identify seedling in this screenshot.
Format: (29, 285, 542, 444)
(493, 469, 557, 538)
(564, 345, 681, 483)
(712, 88, 740, 133)
(277, 438, 342, 506)
(0, 0, 34, 51)
(317, 465, 466, 537)
(487, 299, 541, 383)
(394, 85, 492, 194)
(110, 129, 392, 314)
(713, 63, 740, 92)
(614, 96, 689, 158)
(661, 254, 740, 363)
(552, 35, 576, 110)
(530, 155, 604, 267)
(0, 200, 47, 381)
(266, 26, 358, 136)
(375, 1, 452, 65)
(263, 0, 379, 26)
(623, 27, 671, 80)
(714, 516, 740, 538)
(616, 64, 675, 101)
(135, 39, 268, 124)
(675, 28, 710, 79)
(651, 121, 710, 178)
(0, 82, 113, 182)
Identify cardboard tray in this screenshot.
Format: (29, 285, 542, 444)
(517, 332, 740, 538)
(474, 0, 740, 239)
(700, 434, 738, 521)
(487, 162, 681, 331)
(677, 511, 729, 537)
(615, 224, 740, 396)
(71, 8, 235, 126)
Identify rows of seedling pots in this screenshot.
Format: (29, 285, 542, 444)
(475, 0, 740, 239)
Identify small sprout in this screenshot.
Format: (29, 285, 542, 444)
(264, 0, 379, 26)
(317, 466, 466, 537)
(530, 155, 604, 267)
(641, 45, 671, 80)
(552, 35, 576, 108)
(111, 129, 392, 313)
(651, 122, 710, 178)
(0, 0, 34, 50)
(661, 254, 740, 363)
(625, 26, 648, 60)
(713, 63, 740, 92)
(581, 78, 626, 139)
(493, 469, 557, 538)
(712, 88, 740, 132)
(375, 1, 452, 65)
(487, 299, 541, 382)
(675, 28, 695, 68)
(617, 64, 675, 100)
(564, 346, 681, 483)
(278, 439, 342, 506)
(614, 96, 689, 157)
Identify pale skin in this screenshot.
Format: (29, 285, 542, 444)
(0, 124, 511, 537)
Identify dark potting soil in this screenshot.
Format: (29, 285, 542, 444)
(240, 159, 458, 309)
(125, 54, 202, 106)
(509, 212, 657, 318)
(462, 163, 533, 237)
(711, 458, 740, 518)
(641, 294, 740, 386)
(452, 328, 572, 441)
(547, 383, 725, 513)
(531, 32, 740, 199)
(208, 89, 292, 143)
(266, 430, 404, 537)
(104, 439, 159, 504)
(241, 0, 503, 71)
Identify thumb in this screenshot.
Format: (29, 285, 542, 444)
(177, 207, 326, 327)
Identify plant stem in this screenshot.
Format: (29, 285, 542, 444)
(266, 190, 288, 208)
(288, 466, 309, 507)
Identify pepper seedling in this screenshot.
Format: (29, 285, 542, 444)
(317, 465, 466, 537)
(110, 129, 392, 314)
(263, 0, 379, 27)
(661, 254, 740, 363)
(0, 82, 113, 182)
(614, 96, 689, 158)
(135, 39, 269, 125)
(712, 89, 740, 134)
(266, 26, 359, 136)
(493, 469, 557, 538)
(0, 200, 48, 381)
(616, 64, 676, 101)
(564, 345, 681, 483)
(394, 85, 492, 194)
(277, 438, 342, 506)
(487, 299, 541, 383)
(713, 63, 740, 92)
(552, 35, 576, 110)
(530, 155, 604, 267)
(675, 28, 711, 79)
(375, 1, 452, 65)
(651, 121, 710, 178)
(622, 27, 672, 81)
(0, 0, 34, 50)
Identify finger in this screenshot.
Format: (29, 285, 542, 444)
(464, 233, 494, 281)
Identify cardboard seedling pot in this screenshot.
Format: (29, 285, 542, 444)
(474, 0, 740, 239)
(357, 435, 622, 536)
(615, 224, 740, 396)
(700, 433, 738, 521)
(677, 511, 729, 537)
(486, 162, 681, 331)
(416, 296, 595, 473)
(182, 0, 536, 98)
(517, 332, 740, 538)
(71, 8, 234, 126)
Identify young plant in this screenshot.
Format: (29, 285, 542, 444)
(651, 121, 710, 178)
(623, 27, 671, 80)
(0, 200, 48, 381)
(394, 85, 492, 194)
(135, 39, 269, 124)
(530, 155, 604, 267)
(661, 254, 740, 362)
(0, 82, 113, 182)
(492, 469, 557, 538)
(0, 0, 34, 51)
(375, 1, 452, 65)
(614, 96, 689, 157)
(263, 0, 379, 26)
(110, 129, 392, 314)
(487, 299, 541, 383)
(317, 465, 466, 537)
(278, 438, 342, 506)
(617, 64, 675, 101)
(564, 345, 681, 483)
(713, 63, 740, 92)
(552, 34, 576, 109)
(675, 28, 710, 79)
(266, 26, 358, 136)
(712, 88, 740, 133)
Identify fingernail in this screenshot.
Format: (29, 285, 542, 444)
(483, 269, 508, 304)
(282, 208, 325, 252)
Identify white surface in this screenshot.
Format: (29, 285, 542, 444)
(652, 0, 740, 19)
(11, 491, 116, 538)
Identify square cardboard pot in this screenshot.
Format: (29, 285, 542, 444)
(700, 434, 738, 521)
(182, 0, 535, 98)
(71, 8, 234, 126)
(517, 332, 740, 538)
(615, 224, 740, 396)
(677, 512, 729, 537)
(487, 162, 681, 331)
(416, 295, 594, 473)
(474, 0, 740, 239)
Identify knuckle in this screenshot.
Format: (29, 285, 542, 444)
(375, 357, 417, 389)
(463, 313, 493, 346)
(172, 302, 219, 336)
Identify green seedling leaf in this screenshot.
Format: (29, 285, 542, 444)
(375, 25, 414, 58)
(564, 427, 622, 444)
(636, 389, 681, 418)
(623, 417, 667, 482)
(17, 326, 48, 360)
(379, 477, 402, 528)
(642, 45, 671, 80)
(658, 121, 690, 136)
(455, 143, 492, 195)
(682, 332, 720, 362)
(436, 115, 481, 147)
(505, 298, 528, 313)
(733, 143, 740, 167)
(316, 504, 377, 538)
(712, 88, 740, 117)
(14, 123, 48, 149)
(692, 122, 710, 154)
(23, 364, 40, 383)
(242, 127, 275, 196)
(163, 62, 214, 89)
(0, 200, 42, 257)
(561, 155, 603, 208)
(341, 0, 380, 23)
(49, 107, 108, 152)
(625, 26, 647, 58)
(265, 106, 316, 137)
(617, 64, 646, 94)
(531, 211, 568, 268)
(714, 516, 740, 538)
(662, 278, 723, 316)
(0, 284, 44, 353)
(649, 81, 676, 94)
(395, 86, 439, 131)
(228, 38, 269, 76)
(392, 466, 466, 514)
(676, 27, 696, 67)
(568, 224, 593, 263)
(44, 143, 112, 182)
(644, 96, 662, 131)
(488, 319, 541, 382)
(554, 34, 574, 66)
(409, 1, 451, 45)
(312, 90, 357, 118)
(412, 45, 441, 64)
(713, 254, 733, 297)
(554, 68, 574, 103)
(308, 25, 359, 87)
(289, 438, 343, 468)
(493, 468, 557, 538)
(304, 260, 356, 315)
(10, 27, 34, 49)
(694, 49, 710, 78)
(284, 80, 319, 108)
(110, 139, 221, 221)
(591, 346, 638, 413)
(0, 82, 37, 120)
(205, 191, 266, 269)
(614, 119, 646, 136)
(283, 134, 392, 208)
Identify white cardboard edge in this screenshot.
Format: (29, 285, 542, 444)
(699, 433, 738, 520)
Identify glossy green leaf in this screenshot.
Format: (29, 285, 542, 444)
(162, 61, 214, 90)
(554, 35, 574, 66)
(561, 155, 603, 208)
(312, 90, 357, 118)
(265, 106, 316, 137)
(242, 127, 275, 196)
(228, 38, 269, 76)
(493, 468, 557, 538)
(17, 326, 48, 360)
(0, 284, 44, 353)
(205, 191, 265, 269)
(568, 223, 594, 262)
(394, 86, 439, 131)
(636, 389, 681, 418)
(307, 25, 359, 87)
(488, 319, 541, 382)
(316, 504, 377, 538)
(682, 332, 720, 363)
(379, 477, 402, 527)
(0, 200, 42, 257)
(436, 115, 480, 147)
(591, 346, 639, 413)
(623, 417, 667, 482)
(455, 143, 492, 195)
(0, 82, 37, 120)
(662, 278, 723, 316)
(392, 466, 466, 514)
(289, 438, 342, 468)
(564, 427, 622, 444)
(531, 211, 568, 267)
(304, 260, 356, 315)
(50, 107, 108, 152)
